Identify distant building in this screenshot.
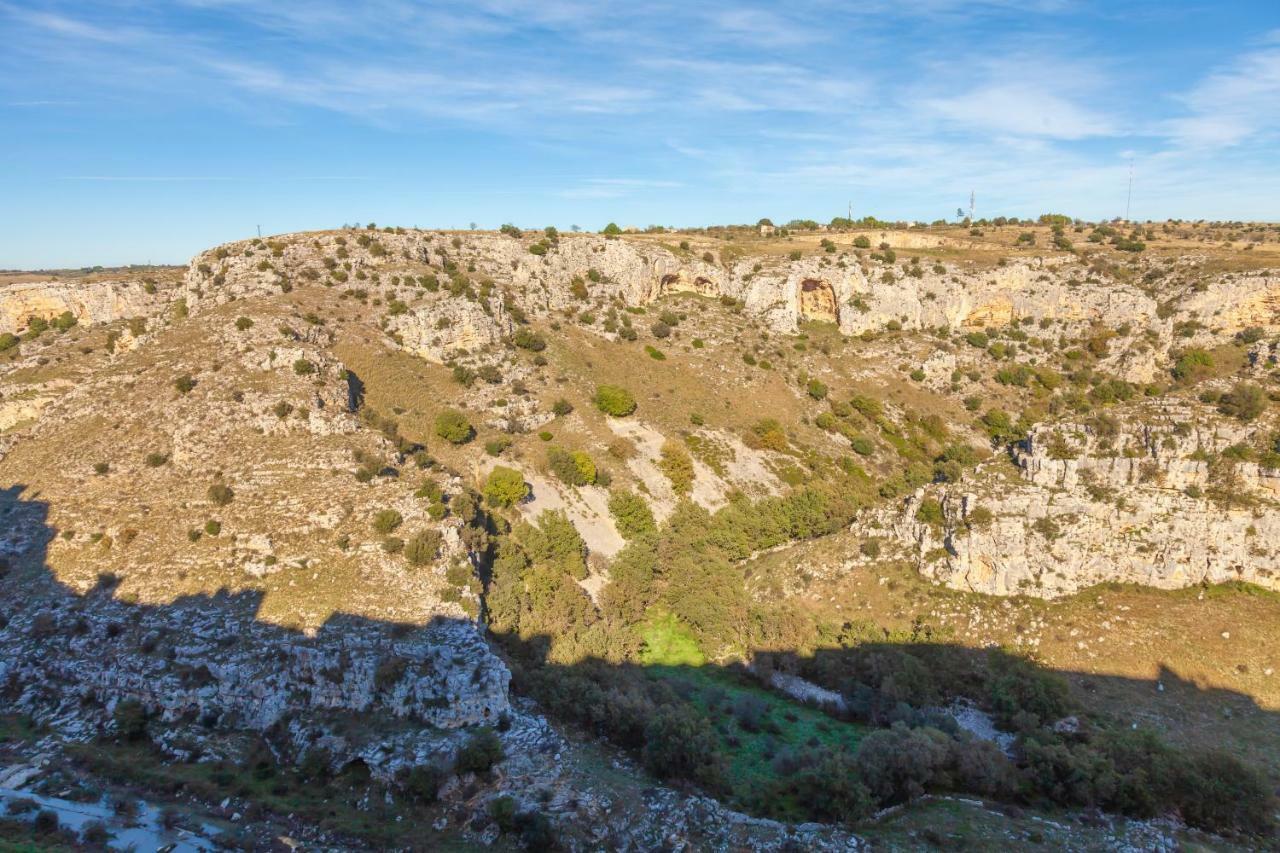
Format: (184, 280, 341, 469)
(759, 224, 776, 236)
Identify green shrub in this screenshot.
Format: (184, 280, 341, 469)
(853, 236, 871, 249)
(204, 520, 221, 536)
(594, 384, 636, 416)
(484, 466, 529, 507)
(641, 706, 724, 788)
(1218, 382, 1267, 421)
(552, 398, 573, 416)
(113, 699, 149, 741)
(659, 440, 694, 494)
(608, 490, 656, 539)
(235, 316, 254, 331)
(0, 333, 19, 352)
(485, 436, 512, 456)
(547, 447, 596, 486)
(915, 498, 944, 526)
(293, 358, 316, 376)
(455, 727, 504, 774)
(1172, 348, 1212, 381)
(207, 483, 235, 506)
(174, 374, 196, 394)
(435, 409, 474, 444)
(373, 508, 404, 534)
(144, 452, 169, 467)
(93, 462, 109, 475)
(514, 327, 546, 351)
(806, 379, 828, 400)
(404, 529, 442, 565)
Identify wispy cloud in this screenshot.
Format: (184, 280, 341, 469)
(58, 175, 238, 182)
(1164, 30, 1280, 148)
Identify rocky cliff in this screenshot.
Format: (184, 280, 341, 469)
(886, 400, 1280, 597)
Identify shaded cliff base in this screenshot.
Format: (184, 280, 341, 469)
(3, 489, 1278, 850)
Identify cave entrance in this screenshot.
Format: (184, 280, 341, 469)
(799, 279, 838, 323)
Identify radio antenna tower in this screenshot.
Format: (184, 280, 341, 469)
(1124, 160, 1134, 222)
(969, 190, 975, 221)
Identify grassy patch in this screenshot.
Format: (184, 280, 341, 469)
(644, 664, 867, 817)
(639, 612, 705, 666)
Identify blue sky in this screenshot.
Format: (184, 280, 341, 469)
(2, 1, 1278, 268)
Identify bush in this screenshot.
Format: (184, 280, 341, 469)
(174, 374, 196, 394)
(484, 436, 512, 456)
(113, 699, 149, 741)
(293, 358, 316, 376)
(1175, 749, 1274, 836)
(1172, 348, 1212, 381)
(641, 706, 724, 788)
(1218, 382, 1267, 421)
(455, 727, 504, 774)
(204, 520, 221, 536)
(207, 483, 234, 506)
(373, 509, 404, 534)
(0, 332, 20, 351)
(651, 321, 671, 338)
(916, 498, 944, 525)
(144, 452, 169, 467)
(484, 466, 529, 507)
(552, 398, 573, 416)
(787, 751, 874, 823)
(855, 724, 952, 804)
(853, 236, 871, 249)
(404, 530, 442, 566)
(608, 490, 656, 539)
(93, 462, 109, 475)
(399, 764, 442, 803)
(235, 316, 254, 331)
(435, 409, 474, 444)
(806, 379, 828, 400)
(547, 447, 596, 486)
(514, 327, 546, 351)
(658, 440, 694, 494)
(988, 652, 1071, 728)
(594, 384, 636, 416)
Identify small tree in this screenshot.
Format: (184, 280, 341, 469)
(602, 222, 623, 236)
(435, 409, 474, 444)
(594, 385, 636, 416)
(484, 466, 529, 507)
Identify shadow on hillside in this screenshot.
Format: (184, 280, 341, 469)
(1, 482, 1278, 840)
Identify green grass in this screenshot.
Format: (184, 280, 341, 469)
(638, 612, 705, 666)
(644, 664, 868, 818)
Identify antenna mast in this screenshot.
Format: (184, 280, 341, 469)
(1124, 160, 1133, 221)
(969, 190, 975, 222)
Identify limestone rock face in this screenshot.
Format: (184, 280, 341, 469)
(0, 279, 171, 334)
(178, 230, 1280, 357)
(884, 401, 1280, 598)
(0, 590, 510, 732)
(388, 294, 513, 364)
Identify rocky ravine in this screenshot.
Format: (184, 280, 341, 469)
(886, 399, 1280, 597)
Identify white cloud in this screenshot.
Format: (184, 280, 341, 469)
(925, 83, 1118, 140)
(1165, 32, 1280, 148)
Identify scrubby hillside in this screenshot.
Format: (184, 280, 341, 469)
(1, 220, 1279, 849)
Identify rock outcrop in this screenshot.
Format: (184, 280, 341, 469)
(885, 401, 1280, 597)
(0, 278, 172, 334)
